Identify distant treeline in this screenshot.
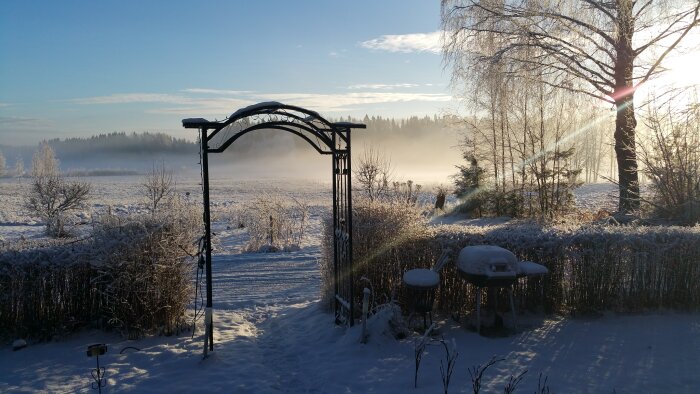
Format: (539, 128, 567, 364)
(343, 114, 457, 139)
(49, 132, 195, 156)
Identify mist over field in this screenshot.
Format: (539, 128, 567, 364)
(0, 116, 463, 184)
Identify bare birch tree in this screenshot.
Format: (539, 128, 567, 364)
(0, 150, 6, 177)
(14, 157, 24, 177)
(142, 162, 174, 214)
(24, 143, 90, 237)
(442, 0, 700, 212)
(354, 147, 393, 202)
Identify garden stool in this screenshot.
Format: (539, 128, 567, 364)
(402, 250, 451, 330)
(403, 268, 440, 329)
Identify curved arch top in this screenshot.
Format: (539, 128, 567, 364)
(183, 101, 365, 154)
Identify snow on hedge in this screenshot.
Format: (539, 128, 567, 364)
(0, 210, 199, 340)
(321, 199, 700, 316)
(434, 222, 700, 313)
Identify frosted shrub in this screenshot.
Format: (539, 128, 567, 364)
(0, 204, 199, 340)
(389, 180, 422, 206)
(234, 193, 308, 252)
(639, 101, 700, 224)
(94, 208, 198, 338)
(453, 140, 580, 219)
(320, 197, 439, 310)
(434, 184, 448, 210)
(142, 162, 174, 214)
(24, 143, 90, 237)
(354, 146, 392, 202)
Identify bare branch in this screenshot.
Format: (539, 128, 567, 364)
(636, 5, 700, 87)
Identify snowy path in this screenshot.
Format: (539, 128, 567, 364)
(210, 247, 321, 311)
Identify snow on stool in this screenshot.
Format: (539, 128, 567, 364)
(403, 268, 440, 329)
(403, 268, 440, 289)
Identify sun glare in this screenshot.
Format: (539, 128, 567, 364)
(660, 49, 700, 89)
(638, 29, 700, 105)
(635, 46, 700, 108)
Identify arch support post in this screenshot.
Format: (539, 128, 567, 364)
(201, 128, 215, 356)
(332, 128, 354, 326)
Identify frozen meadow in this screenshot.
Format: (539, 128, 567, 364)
(1, 175, 699, 393)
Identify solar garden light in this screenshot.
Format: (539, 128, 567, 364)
(87, 343, 107, 393)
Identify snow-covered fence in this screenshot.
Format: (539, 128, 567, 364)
(321, 202, 700, 317)
(0, 209, 199, 340)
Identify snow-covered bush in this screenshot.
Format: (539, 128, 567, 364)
(639, 101, 700, 224)
(141, 162, 174, 214)
(354, 147, 393, 202)
(93, 207, 199, 338)
(0, 205, 199, 340)
(320, 197, 439, 311)
(231, 193, 308, 252)
(23, 143, 91, 237)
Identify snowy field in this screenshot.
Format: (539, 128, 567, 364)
(1, 176, 699, 393)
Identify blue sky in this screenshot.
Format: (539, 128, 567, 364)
(0, 0, 454, 145)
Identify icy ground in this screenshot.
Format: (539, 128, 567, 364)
(1, 177, 699, 393)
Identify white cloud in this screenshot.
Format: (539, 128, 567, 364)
(256, 92, 452, 112)
(67, 88, 452, 117)
(347, 83, 421, 90)
(147, 98, 254, 116)
(360, 31, 442, 54)
(181, 88, 252, 95)
(70, 93, 192, 105)
(0, 115, 37, 124)
(329, 49, 348, 58)
(70, 92, 254, 117)
(0, 102, 11, 107)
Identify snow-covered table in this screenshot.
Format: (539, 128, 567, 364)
(456, 245, 549, 335)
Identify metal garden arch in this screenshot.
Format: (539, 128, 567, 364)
(183, 102, 365, 355)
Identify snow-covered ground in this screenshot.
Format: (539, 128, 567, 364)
(1, 177, 699, 393)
